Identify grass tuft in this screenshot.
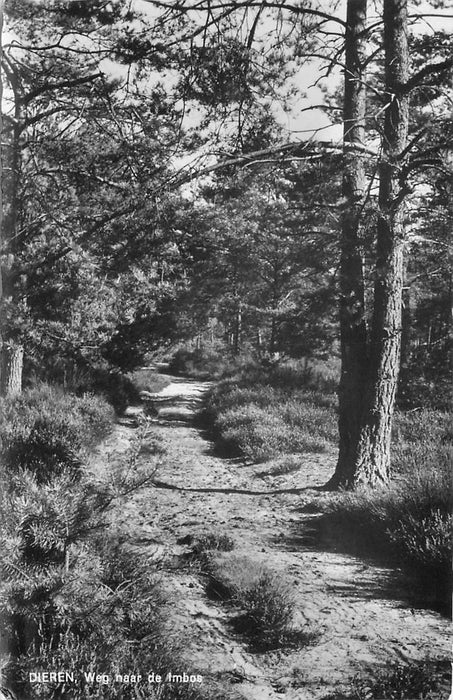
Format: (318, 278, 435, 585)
(201, 554, 318, 651)
(322, 658, 450, 699)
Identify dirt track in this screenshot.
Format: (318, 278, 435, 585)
(94, 375, 450, 700)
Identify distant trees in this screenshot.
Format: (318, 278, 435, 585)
(164, 166, 339, 359)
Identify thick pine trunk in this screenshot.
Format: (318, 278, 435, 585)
(331, 0, 409, 488)
(327, 0, 369, 488)
(0, 342, 23, 396)
(351, 0, 409, 485)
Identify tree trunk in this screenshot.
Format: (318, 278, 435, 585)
(327, 0, 369, 488)
(0, 16, 25, 397)
(0, 1, 4, 317)
(330, 0, 409, 488)
(351, 0, 409, 485)
(0, 342, 23, 396)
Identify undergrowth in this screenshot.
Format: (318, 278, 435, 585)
(0, 384, 216, 699)
(202, 358, 338, 462)
(322, 658, 450, 699)
(195, 548, 318, 652)
(129, 368, 171, 395)
(320, 411, 452, 613)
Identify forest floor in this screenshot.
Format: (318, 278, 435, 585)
(91, 374, 450, 700)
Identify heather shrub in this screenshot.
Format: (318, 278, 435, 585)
(4, 417, 83, 484)
(0, 383, 114, 450)
(202, 554, 317, 651)
(321, 461, 452, 611)
(128, 368, 171, 395)
(392, 409, 452, 450)
(203, 360, 337, 461)
(168, 346, 237, 379)
(192, 533, 236, 556)
(324, 658, 450, 700)
(90, 370, 141, 414)
(232, 569, 299, 649)
(0, 385, 114, 484)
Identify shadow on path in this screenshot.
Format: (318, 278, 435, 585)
(151, 478, 322, 496)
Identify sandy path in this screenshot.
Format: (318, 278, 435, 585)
(109, 376, 450, 700)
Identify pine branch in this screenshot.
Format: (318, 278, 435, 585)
(405, 58, 453, 94)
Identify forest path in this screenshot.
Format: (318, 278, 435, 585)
(108, 375, 450, 700)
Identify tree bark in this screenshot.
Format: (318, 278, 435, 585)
(0, 342, 23, 396)
(352, 0, 409, 485)
(327, 0, 369, 488)
(330, 0, 409, 488)
(0, 1, 4, 314)
(0, 13, 25, 396)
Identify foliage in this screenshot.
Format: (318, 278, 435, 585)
(163, 169, 339, 360)
(201, 554, 317, 651)
(128, 369, 172, 395)
(4, 417, 84, 484)
(320, 431, 452, 612)
(1, 0, 192, 385)
(0, 383, 114, 454)
(168, 345, 237, 379)
(202, 359, 338, 461)
(323, 658, 450, 700)
(191, 533, 236, 557)
(202, 358, 452, 611)
(0, 385, 208, 699)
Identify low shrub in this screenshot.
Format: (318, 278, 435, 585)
(231, 569, 298, 650)
(128, 368, 171, 395)
(0, 401, 201, 700)
(320, 462, 452, 611)
(392, 409, 452, 451)
(265, 456, 302, 476)
(5, 543, 206, 700)
(5, 417, 83, 484)
(0, 383, 114, 450)
(323, 658, 450, 699)
(204, 361, 338, 462)
(202, 554, 317, 651)
(192, 533, 236, 556)
(90, 370, 141, 414)
(0, 384, 114, 483)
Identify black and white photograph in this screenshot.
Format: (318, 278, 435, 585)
(0, 0, 452, 698)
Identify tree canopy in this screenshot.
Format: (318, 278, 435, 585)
(1, 0, 452, 486)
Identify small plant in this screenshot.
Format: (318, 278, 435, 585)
(129, 368, 171, 395)
(266, 457, 302, 476)
(4, 417, 83, 483)
(320, 462, 452, 612)
(203, 554, 318, 651)
(0, 383, 114, 453)
(323, 659, 450, 699)
(192, 533, 236, 556)
(231, 570, 299, 650)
